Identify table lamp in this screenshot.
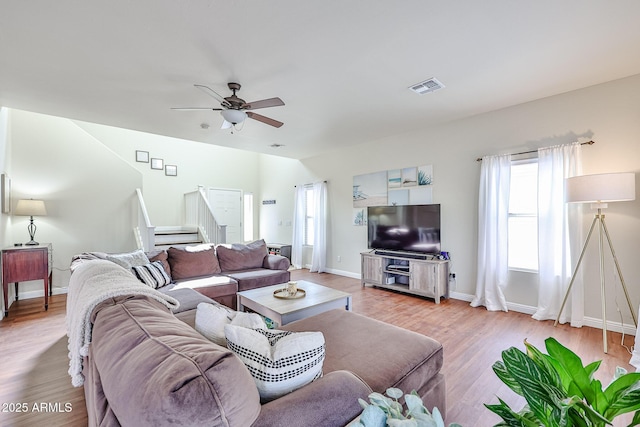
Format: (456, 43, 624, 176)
(13, 199, 47, 246)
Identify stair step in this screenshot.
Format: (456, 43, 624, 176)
(155, 225, 198, 235)
(155, 233, 200, 244)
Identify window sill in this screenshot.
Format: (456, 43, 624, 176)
(508, 267, 538, 274)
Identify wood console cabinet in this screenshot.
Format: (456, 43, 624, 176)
(361, 251, 449, 303)
(1, 244, 52, 316)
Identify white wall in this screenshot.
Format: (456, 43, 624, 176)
(74, 122, 262, 228)
(8, 110, 143, 300)
(4, 111, 265, 306)
(259, 73, 640, 331)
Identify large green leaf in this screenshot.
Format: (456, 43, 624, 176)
(545, 338, 599, 405)
(628, 410, 640, 427)
(494, 360, 524, 396)
(604, 386, 640, 419)
(485, 398, 541, 427)
(525, 340, 563, 390)
(502, 347, 560, 425)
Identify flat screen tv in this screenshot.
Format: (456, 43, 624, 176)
(367, 204, 441, 254)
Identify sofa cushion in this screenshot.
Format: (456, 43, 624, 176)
(168, 244, 221, 280)
(91, 295, 261, 426)
(106, 249, 150, 270)
(224, 324, 325, 402)
(195, 302, 265, 347)
(217, 239, 268, 271)
(224, 268, 290, 292)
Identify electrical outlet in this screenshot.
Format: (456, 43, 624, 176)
(449, 272, 456, 279)
(337, 255, 341, 262)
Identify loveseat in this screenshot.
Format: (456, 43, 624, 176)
(68, 258, 445, 427)
(71, 239, 290, 309)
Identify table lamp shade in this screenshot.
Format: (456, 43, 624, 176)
(14, 199, 47, 216)
(566, 172, 636, 204)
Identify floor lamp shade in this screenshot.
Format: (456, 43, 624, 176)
(566, 172, 636, 205)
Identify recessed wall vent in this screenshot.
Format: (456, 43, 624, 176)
(409, 78, 445, 95)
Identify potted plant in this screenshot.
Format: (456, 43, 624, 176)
(487, 337, 640, 426)
(354, 387, 462, 427)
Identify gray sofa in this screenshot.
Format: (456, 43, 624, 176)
(76, 271, 446, 426)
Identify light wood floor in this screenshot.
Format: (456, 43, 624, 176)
(0, 270, 636, 426)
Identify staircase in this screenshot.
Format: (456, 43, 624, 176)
(153, 226, 203, 249)
(134, 187, 226, 252)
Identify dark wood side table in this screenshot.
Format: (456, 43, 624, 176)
(1, 244, 52, 317)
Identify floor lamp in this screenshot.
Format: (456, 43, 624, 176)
(555, 172, 637, 353)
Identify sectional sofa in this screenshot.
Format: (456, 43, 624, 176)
(67, 241, 446, 427)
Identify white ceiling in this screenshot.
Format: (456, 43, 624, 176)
(2, 1, 640, 160)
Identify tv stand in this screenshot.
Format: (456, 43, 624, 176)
(361, 251, 449, 303)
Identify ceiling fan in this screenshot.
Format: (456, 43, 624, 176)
(172, 82, 285, 129)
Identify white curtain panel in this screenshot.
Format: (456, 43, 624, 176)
(533, 143, 583, 325)
(471, 154, 511, 312)
(310, 181, 328, 273)
(291, 185, 306, 269)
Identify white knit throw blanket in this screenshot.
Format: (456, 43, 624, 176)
(66, 259, 179, 387)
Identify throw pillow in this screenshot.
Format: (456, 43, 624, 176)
(146, 249, 171, 278)
(195, 302, 265, 347)
(224, 324, 325, 402)
(132, 261, 172, 289)
(167, 244, 221, 280)
(216, 239, 268, 271)
(106, 249, 150, 270)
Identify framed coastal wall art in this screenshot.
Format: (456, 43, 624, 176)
(352, 164, 433, 225)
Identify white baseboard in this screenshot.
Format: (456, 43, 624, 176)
(16, 287, 68, 301)
(450, 291, 636, 336)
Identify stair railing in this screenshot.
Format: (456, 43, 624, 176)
(134, 188, 155, 251)
(184, 187, 227, 244)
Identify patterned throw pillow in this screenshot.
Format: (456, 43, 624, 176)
(132, 261, 172, 289)
(195, 302, 265, 347)
(224, 324, 325, 402)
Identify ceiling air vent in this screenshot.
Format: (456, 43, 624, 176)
(409, 78, 445, 95)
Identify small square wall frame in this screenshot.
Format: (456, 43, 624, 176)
(151, 158, 164, 170)
(136, 150, 149, 163)
(165, 165, 177, 176)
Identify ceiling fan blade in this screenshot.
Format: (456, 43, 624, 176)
(171, 107, 224, 111)
(221, 120, 233, 129)
(194, 84, 226, 103)
(246, 111, 284, 128)
(243, 97, 285, 110)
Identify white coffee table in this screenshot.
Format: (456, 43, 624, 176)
(237, 280, 352, 326)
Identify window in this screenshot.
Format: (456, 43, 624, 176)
(508, 160, 538, 271)
(304, 186, 314, 246)
(243, 193, 254, 242)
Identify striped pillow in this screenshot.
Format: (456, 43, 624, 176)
(132, 261, 172, 289)
(224, 324, 324, 402)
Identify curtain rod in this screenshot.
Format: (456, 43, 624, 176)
(294, 180, 327, 187)
(475, 140, 595, 162)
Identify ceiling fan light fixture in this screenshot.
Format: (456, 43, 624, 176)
(220, 109, 247, 124)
